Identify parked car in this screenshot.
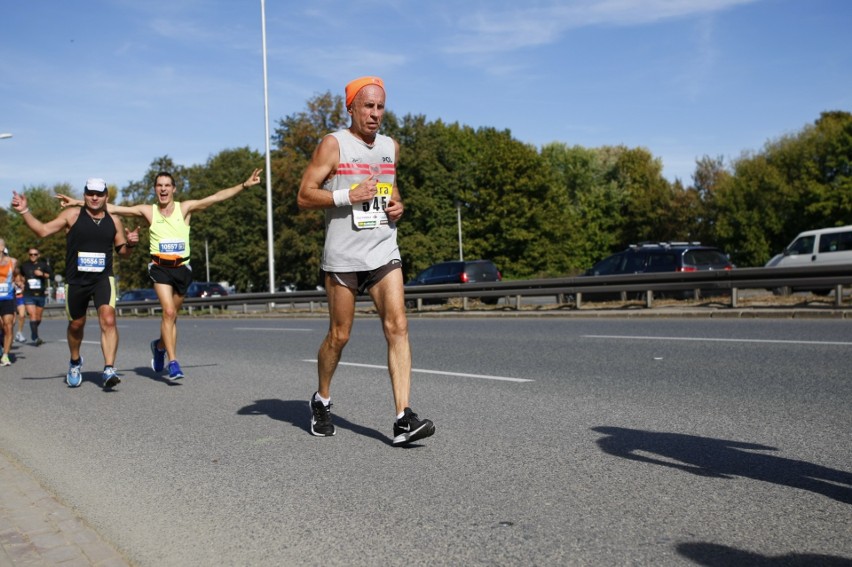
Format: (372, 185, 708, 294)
(118, 288, 158, 302)
(277, 281, 297, 293)
(406, 260, 502, 305)
(582, 242, 733, 300)
(765, 224, 852, 295)
(186, 282, 229, 298)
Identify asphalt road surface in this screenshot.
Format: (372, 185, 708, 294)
(0, 316, 850, 566)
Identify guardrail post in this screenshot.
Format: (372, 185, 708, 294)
(731, 287, 738, 308)
(462, 297, 469, 311)
(645, 290, 653, 308)
(836, 285, 844, 307)
(576, 292, 583, 309)
(515, 295, 522, 310)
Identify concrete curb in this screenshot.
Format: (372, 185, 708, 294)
(0, 449, 131, 567)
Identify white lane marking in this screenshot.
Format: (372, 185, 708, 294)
(584, 335, 852, 346)
(234, 327, 313, 332)
(303, 360, 533, 383)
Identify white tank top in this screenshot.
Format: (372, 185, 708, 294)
(321, 129, 400, 271)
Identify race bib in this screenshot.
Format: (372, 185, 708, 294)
(27, 278, 42, 290)
(158, 239, 186, 255)
(351, 182, 393, 229)
(0, 283, 9, 295)
(78, 252, 106, 272)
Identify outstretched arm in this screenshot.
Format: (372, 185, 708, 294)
(182, 168, 263, 217)
(56, 194, 150, 221)
(12, 191, 75, 237)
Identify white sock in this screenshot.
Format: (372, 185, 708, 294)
(396, 410, 405, 420)
(315, 392, 331, 406)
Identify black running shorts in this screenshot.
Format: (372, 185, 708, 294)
(148, 263, 193, 296)
(65, 277, 116, 321)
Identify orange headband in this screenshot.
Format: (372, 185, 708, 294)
(345, 76, 385, 107)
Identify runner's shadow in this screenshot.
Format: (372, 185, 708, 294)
(237, 399, 391, 444)
(592, 426, 852, 504)
(128, 363, 217, 385)
(677, 542, 852, 566)
(130, 366, 182, 386)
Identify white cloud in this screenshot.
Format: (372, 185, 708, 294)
(443, 0, 760, 55)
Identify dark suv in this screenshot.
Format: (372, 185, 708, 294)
(406, 260, 502, 304)
(584, 242, 733, 299)
(186, 282, 229, 298)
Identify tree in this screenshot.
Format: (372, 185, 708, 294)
(605, 146, 679, 244)
(712, 153, 790, 266)
(542, 143, 624, 271)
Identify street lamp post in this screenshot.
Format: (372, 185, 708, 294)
(260, 1, 275, 294)
(455, 198, 464, 261)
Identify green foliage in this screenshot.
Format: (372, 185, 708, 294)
(542, 143, 624, 271)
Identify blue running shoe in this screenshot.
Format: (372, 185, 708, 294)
(150, 339, 165, 372)
(66, 358, 83, 388)
(167, 360, 184, 380)
(102, 366, 121, 389)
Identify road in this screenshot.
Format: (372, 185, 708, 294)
(0, 316, 850, 566)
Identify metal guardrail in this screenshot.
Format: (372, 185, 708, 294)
(42, 264, 851, 315)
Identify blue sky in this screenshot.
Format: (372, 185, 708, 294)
(1, 0, 850, 207)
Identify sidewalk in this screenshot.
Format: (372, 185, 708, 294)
(0, 450, 130, 567)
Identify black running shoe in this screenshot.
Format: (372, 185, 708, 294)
(310, 394, 335, 437)
(392, 408, 435, 446)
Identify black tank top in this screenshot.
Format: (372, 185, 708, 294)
(65, 209, 116, 285)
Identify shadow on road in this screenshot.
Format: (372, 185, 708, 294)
(591, 426, 852, 504)
(237, 399, 391, 444)
(677, 542, 852, 566)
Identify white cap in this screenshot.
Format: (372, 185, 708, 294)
(85, 178, 107, 192)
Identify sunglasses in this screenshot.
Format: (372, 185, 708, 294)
(29, 253, 39, 256)
(84, 190, 104, 197)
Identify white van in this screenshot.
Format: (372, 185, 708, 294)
(765, 225, 852, 295)
(765, 225, 852, 268)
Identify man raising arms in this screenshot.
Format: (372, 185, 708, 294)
(12, 179, 138, 388)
